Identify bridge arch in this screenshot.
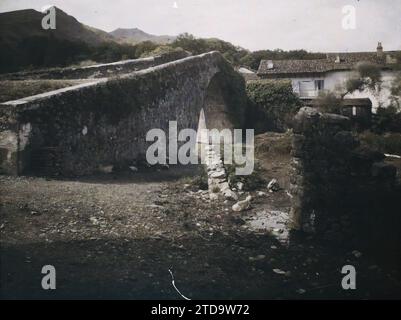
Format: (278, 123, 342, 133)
(0, 51, 247, 176)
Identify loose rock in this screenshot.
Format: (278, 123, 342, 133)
(232, 195, 252, 212)
(267, 179, 280, 192)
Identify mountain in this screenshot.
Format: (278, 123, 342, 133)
(0, 7, 176, 73)
(0, 7, 115, 47)
(0, 7, 120, 72)
(110, 28, 176, 45)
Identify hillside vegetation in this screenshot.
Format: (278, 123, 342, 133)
(0, 7, 324, 73)
(110, 28, 175, 45)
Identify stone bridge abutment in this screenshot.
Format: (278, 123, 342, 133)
(290, 107, 401, 250)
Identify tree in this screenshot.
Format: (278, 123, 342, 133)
(343, 62, 382, 98)
(389, 74, 401, 109)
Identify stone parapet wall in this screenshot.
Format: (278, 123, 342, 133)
(0, 50, 190, 81)
(290, 107, 400, 249)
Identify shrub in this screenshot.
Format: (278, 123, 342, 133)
(245, 79, 302, 133)
(359, 131, 401, 154)
(225, 162, 266, 191)
(344, 62, 382, 96)
(0, 80, 82, 103)
(191, 167, 208, 190)
(372, 106, 401, 133)
(171, 33, 248, 65)
(314, 91, 342, 114)
(255, 131, 293, 155)
(390, 74, 401, 106)
(140, 46, 184, 58)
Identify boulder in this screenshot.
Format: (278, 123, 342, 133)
(232, 195, 252, 212)
(224, 189, 238, 201)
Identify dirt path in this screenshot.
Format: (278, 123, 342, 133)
(1, 137, 401, 299)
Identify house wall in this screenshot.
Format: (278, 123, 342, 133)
(289, 70, 400, 111)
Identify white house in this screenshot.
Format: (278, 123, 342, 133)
(257, 43, 401, 112)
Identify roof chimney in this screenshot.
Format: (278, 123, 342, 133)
(377, 42, 383, 57)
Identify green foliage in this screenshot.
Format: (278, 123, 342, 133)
(359, 130, 401, 154)
(345, 62, 382, 95)
(357, 62, 381, 84)
(90, 41, 157, 62)
(245, 80, 302, 132)
(191, 167, 208, 190)
(246, 80, 300, 106)
(0, 36, 92, 72)
(315, 91, 342, 114)
(372, 105, 401, 133)
(389, 74, 401, 108)
(132, 41, 159, 58)
(391, 74, 401, 97)
(0, 38, 158, 73)
(345, 78, 366, 94)
(226, 162, 266, 191)
(140, 45, 185, 58)
(171, 33, 324, 70)
(0, 80, 81, 103)
(171, 33, 247, 65)
(255, 131, 293, 155)
(390, 74, 401, 100)
(0, 31, 330, 74)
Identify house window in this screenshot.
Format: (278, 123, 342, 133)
(352, 106, 357, 116)
(299, 81, 315, 97)
(315, 80, 324, 91)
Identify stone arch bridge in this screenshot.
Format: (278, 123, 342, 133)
(0, 52, 247, 176)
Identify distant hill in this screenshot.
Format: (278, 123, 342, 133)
(0, 7, 115, 46)
(0, 6, 327, 74)
(0, 7, 121, 72)
(110, 28, 176, 45)
(0, 7, 180, 72)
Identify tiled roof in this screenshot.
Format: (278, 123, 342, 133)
(257, 51, 400, 76)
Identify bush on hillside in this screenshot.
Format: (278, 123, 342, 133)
(245, 80, 303, 133)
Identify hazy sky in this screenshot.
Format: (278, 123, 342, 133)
(1, 0, 400, 52)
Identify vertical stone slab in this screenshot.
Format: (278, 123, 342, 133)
(291, 107, 398, 246)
